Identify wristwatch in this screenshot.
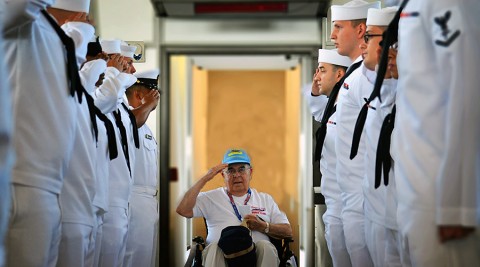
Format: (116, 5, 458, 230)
(264, 222, 270, 234)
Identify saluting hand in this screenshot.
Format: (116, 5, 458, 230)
(93, 52, 109, 62)
(311, 69, 320, 96)
(141, 90, 160, 111)
(202, 163, 228, 183)
(107, 54, 125, 72)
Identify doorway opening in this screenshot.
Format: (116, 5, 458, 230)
(159, 48, 317, 266)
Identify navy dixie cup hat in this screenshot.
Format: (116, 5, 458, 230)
(222, 149, 251, 165)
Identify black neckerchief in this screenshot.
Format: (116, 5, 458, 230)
(121, 103, 140, 149)
(41, 10, 83, 101)
(93, 106, 118, 160)
(375, 105, 396, 188)
(113, 109, 132, 176)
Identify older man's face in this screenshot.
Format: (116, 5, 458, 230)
(223, 163, 252, 196)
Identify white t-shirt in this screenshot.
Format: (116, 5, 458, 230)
(193, 187, 290, 244)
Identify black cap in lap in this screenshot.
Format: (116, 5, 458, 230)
(217, 226, 257, 267)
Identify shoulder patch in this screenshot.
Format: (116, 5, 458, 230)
(433, 8, 461, 48)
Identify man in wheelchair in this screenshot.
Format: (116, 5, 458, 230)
(177, 148, 293, 266)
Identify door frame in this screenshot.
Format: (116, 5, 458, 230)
(158, 45, 318, 266)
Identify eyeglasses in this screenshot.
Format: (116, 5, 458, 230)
(224, 166, 251, 176)
(363, 33, 383, 43)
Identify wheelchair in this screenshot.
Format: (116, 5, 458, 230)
(184, 233, 298, 267)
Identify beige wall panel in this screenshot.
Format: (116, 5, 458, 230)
(192, 67, 209, 180)
(192, 70, 300, 256)
(205, 70, 286, 195)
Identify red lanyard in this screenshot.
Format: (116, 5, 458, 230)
(226, 188, 251, 221)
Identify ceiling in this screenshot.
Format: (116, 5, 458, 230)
(151, 0, 332, 18)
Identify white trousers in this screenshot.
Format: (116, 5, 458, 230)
(57, 223, 95, 267)
(123, 193, 158, 267)
(341, 192, 373, 267)
(325, 223, 351, 267)
(202, 240, 279, 267)
(320, 203, 349, 267)
(93, 207, 105, 267)
(384, 228, 405, 267)
(364, 217, 386, 267)
(315, 205, 333, 267)
(6, 185, 62, 267)
(397, 204, 480, 267)
(98, 207, 129, 267)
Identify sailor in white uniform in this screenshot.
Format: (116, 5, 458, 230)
(82, 39, 136, 267)
(353, 7, 398, 266)
(308, 49, 352, 267)
(330, 1, 380, 266)
(4, 1, 80, 265)
(98, 39, 138, 267)
(0, 1, 14, 265)
(394, 0, 480, 266)
(48, 1, 98, 266)
(123, 70, 160, 267)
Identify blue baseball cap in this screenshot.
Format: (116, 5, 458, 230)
(222, 149, 251, 165)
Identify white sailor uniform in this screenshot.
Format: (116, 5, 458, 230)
(99, 81, 137, 267)
(394, 0, 480, 266)
(4, 3, 78, 266)
(123, 124, 159, 267)
(335, 58, 373, 267)
(56, 21, 97, 267)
